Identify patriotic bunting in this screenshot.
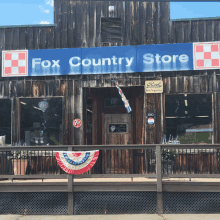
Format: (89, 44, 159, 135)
(113, 80, 132, 113)
(55, 150, 99, 175)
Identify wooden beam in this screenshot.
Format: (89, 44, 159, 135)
(156, 145, 163, 214)
(68, 146, 74, 215)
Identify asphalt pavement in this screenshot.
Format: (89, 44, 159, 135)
(1, 214, 220, 220)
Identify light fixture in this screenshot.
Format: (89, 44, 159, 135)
(166, 116, 179, 118)
(184, 100, 188, 106)
(184, 94, 187, 97)
(185, 111, 188, 114)
(87, 109, 92, 113)
(20, 101, 27, 105)
(195, 116, 209, 118)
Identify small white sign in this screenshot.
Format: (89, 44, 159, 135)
(148, 117, 154, 125)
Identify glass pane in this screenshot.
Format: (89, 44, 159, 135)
(0, 99, 11, 144)
(165, 94, 213, 144)
(20, 98, 62, 146)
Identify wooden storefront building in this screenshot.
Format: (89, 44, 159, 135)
(0, 1, 220, 173)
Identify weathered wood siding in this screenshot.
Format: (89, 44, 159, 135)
(0, 1, 220, 145)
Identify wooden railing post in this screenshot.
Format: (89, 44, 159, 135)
(156, 145, 163, 214)
(68, 146, 74, 215)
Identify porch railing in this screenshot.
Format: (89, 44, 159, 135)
(1, 144, 220, 215)
(0, 144, 220, 180)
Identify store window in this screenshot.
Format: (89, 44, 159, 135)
(165, 94, 213, 144)
(0, 99, 11, 144)
(20, 98, 62, 146)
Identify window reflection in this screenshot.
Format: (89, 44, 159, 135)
(20, 98, 62, 145)
(165, 94, 213, 144)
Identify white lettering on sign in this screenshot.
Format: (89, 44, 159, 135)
(143, 53, 189, 64)
(32, 58, 60, 68)
(41, 60, 51, 68)
(69, 56, 134, 67)
(69, 57, 81, 67)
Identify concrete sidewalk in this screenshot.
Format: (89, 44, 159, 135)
(1, 214, 220, 220)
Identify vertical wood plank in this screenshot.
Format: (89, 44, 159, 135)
(178, 76, 184, 93)
(92, 98, 98, 145)
(200, 75, 208, 93)
(62, 80, 68, 145)
(169, 20, 175, 44)
(39, 27, 47, 49)
(214, 92, 218, 143)
(24, 81, 32, 97)
(189, 76, 194, 93)
(118, 1, 125, 46)
(33, 28, 40, 50)
(68, 80, 74, 145)
(88, 1, 96, 48)
(124, 2, 131, 46)
(16, 81, 24, 97)
(81, 2, 88, 48)
(26, 28, 34, 50)
(191, 21, 199, 43)
(11, 28, 20, 50)
(46, 80, 54, 97)
(214, 20, 220, 41)
(95, 1, 102, 47)
(153, 2, 161, 44)
(61, 0, 68, 48)
(5, 29, 12, 50)
(76, 2, 82, 48)
(198, 20, 206, 42)
(194, 76, 200, 93)
(208, 74, 213, 93)
(46, 27, 55, 49)
(138, 2, 146, 45)
(68, 1, 76, 48)
(183, 76, 189, 93)
(183, 21, 191, 43)
(175, 22, 184, 43)
(74, 80, 84, 145)
(131, 1, 139, 45)
(54, 0, 61, 48)
(19, 28, 27, 49)
(206, 20, 215, 42)
(160, 2, 170, 44)
(146, 2, 154, 45)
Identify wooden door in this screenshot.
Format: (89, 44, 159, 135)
(103, 114, 133, 174)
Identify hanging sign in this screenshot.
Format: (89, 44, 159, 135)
(73, 119, 82, 128)
(55, 150, 99, 174)
(145, 80, 163, 93)
(148, 117, 154, 125)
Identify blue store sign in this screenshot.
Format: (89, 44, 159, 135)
(2, 41, 220, 77)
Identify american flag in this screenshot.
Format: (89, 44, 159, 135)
(113, 80, 132, 113)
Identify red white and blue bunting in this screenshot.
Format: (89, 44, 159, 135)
(55, 150, 99, 175)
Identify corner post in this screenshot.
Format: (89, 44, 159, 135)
(156, 145, 163, 214)
(68, 146, 74, 215)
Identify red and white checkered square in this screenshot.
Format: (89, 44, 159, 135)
(193, 42, 220, 70)
(2, 50, 28, 77)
